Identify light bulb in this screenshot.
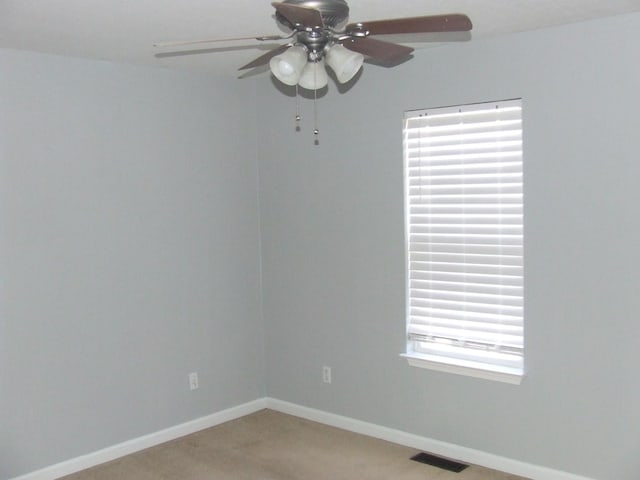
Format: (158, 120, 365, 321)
(279, 62, 294, 76)
(298, 60, 328, 90)
(326, 44, 364, 84)
(269, 46, 307, 86)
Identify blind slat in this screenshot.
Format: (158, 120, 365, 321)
(410, 252, 523, 266)
(411, 290, 523, 307)
(410, 279, 523, 296)
(409, 242, 522, 256)
(408, 308, 521, 325)
(409, 184, 522, 196)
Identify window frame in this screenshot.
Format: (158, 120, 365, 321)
(401, 99, 524, 385)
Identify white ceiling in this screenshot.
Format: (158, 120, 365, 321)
(2, 0, 640, 76)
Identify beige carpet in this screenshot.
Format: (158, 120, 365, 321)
(59, 409, 529, 480)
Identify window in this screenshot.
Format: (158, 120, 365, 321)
(402, 99, 524, 384)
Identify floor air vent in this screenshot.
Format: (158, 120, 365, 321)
(410, 452, 469, 473)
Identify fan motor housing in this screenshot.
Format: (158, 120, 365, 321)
(278, 0, 349, 28)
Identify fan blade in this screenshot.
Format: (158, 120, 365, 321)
(346, 14, 472, 36)
(271, 2, 324, 28)
(154, 35, 287, 48)
(342, 37, 413, 61)
(239, 44, 291, 70)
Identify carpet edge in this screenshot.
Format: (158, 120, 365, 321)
(8, 398, 268, 480)
(264, 397, 596, 480)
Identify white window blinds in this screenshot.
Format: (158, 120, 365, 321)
(403, 99, 523, 382)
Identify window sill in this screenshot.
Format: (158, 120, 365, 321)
(401, 353, 524, 385)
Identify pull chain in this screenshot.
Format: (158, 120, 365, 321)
(313, 65, 319, 145)
(292, 64, 321, 144)
(295, 84, 301, 132)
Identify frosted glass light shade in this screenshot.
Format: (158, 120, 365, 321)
(269, 46, 307, 86)
(326, 44, 364, 83)
(298, 60, 328, 90)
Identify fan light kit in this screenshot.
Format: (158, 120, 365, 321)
(155, 0, 472, 142)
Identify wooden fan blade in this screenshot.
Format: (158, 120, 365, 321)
(238, 44, 291, 70)
(346, 14, 472, 36)
(342, 37, 413, 61)
(154, 35, 286, 48)
(271, 2, 324, 28)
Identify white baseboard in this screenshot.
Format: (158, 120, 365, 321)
(11, 397, 595, 480)
(9, 398, 268, 480)
(264, 398, 596, 480)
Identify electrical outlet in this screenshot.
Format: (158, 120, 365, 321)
(189, 372, 199, 390)
(322, 366, 331, 384)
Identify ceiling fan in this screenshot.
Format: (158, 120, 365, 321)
(155, 0, 473, 91)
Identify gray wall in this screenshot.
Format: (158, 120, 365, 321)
(0, 50, 264, 479)
(258, 13, 640, 480)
